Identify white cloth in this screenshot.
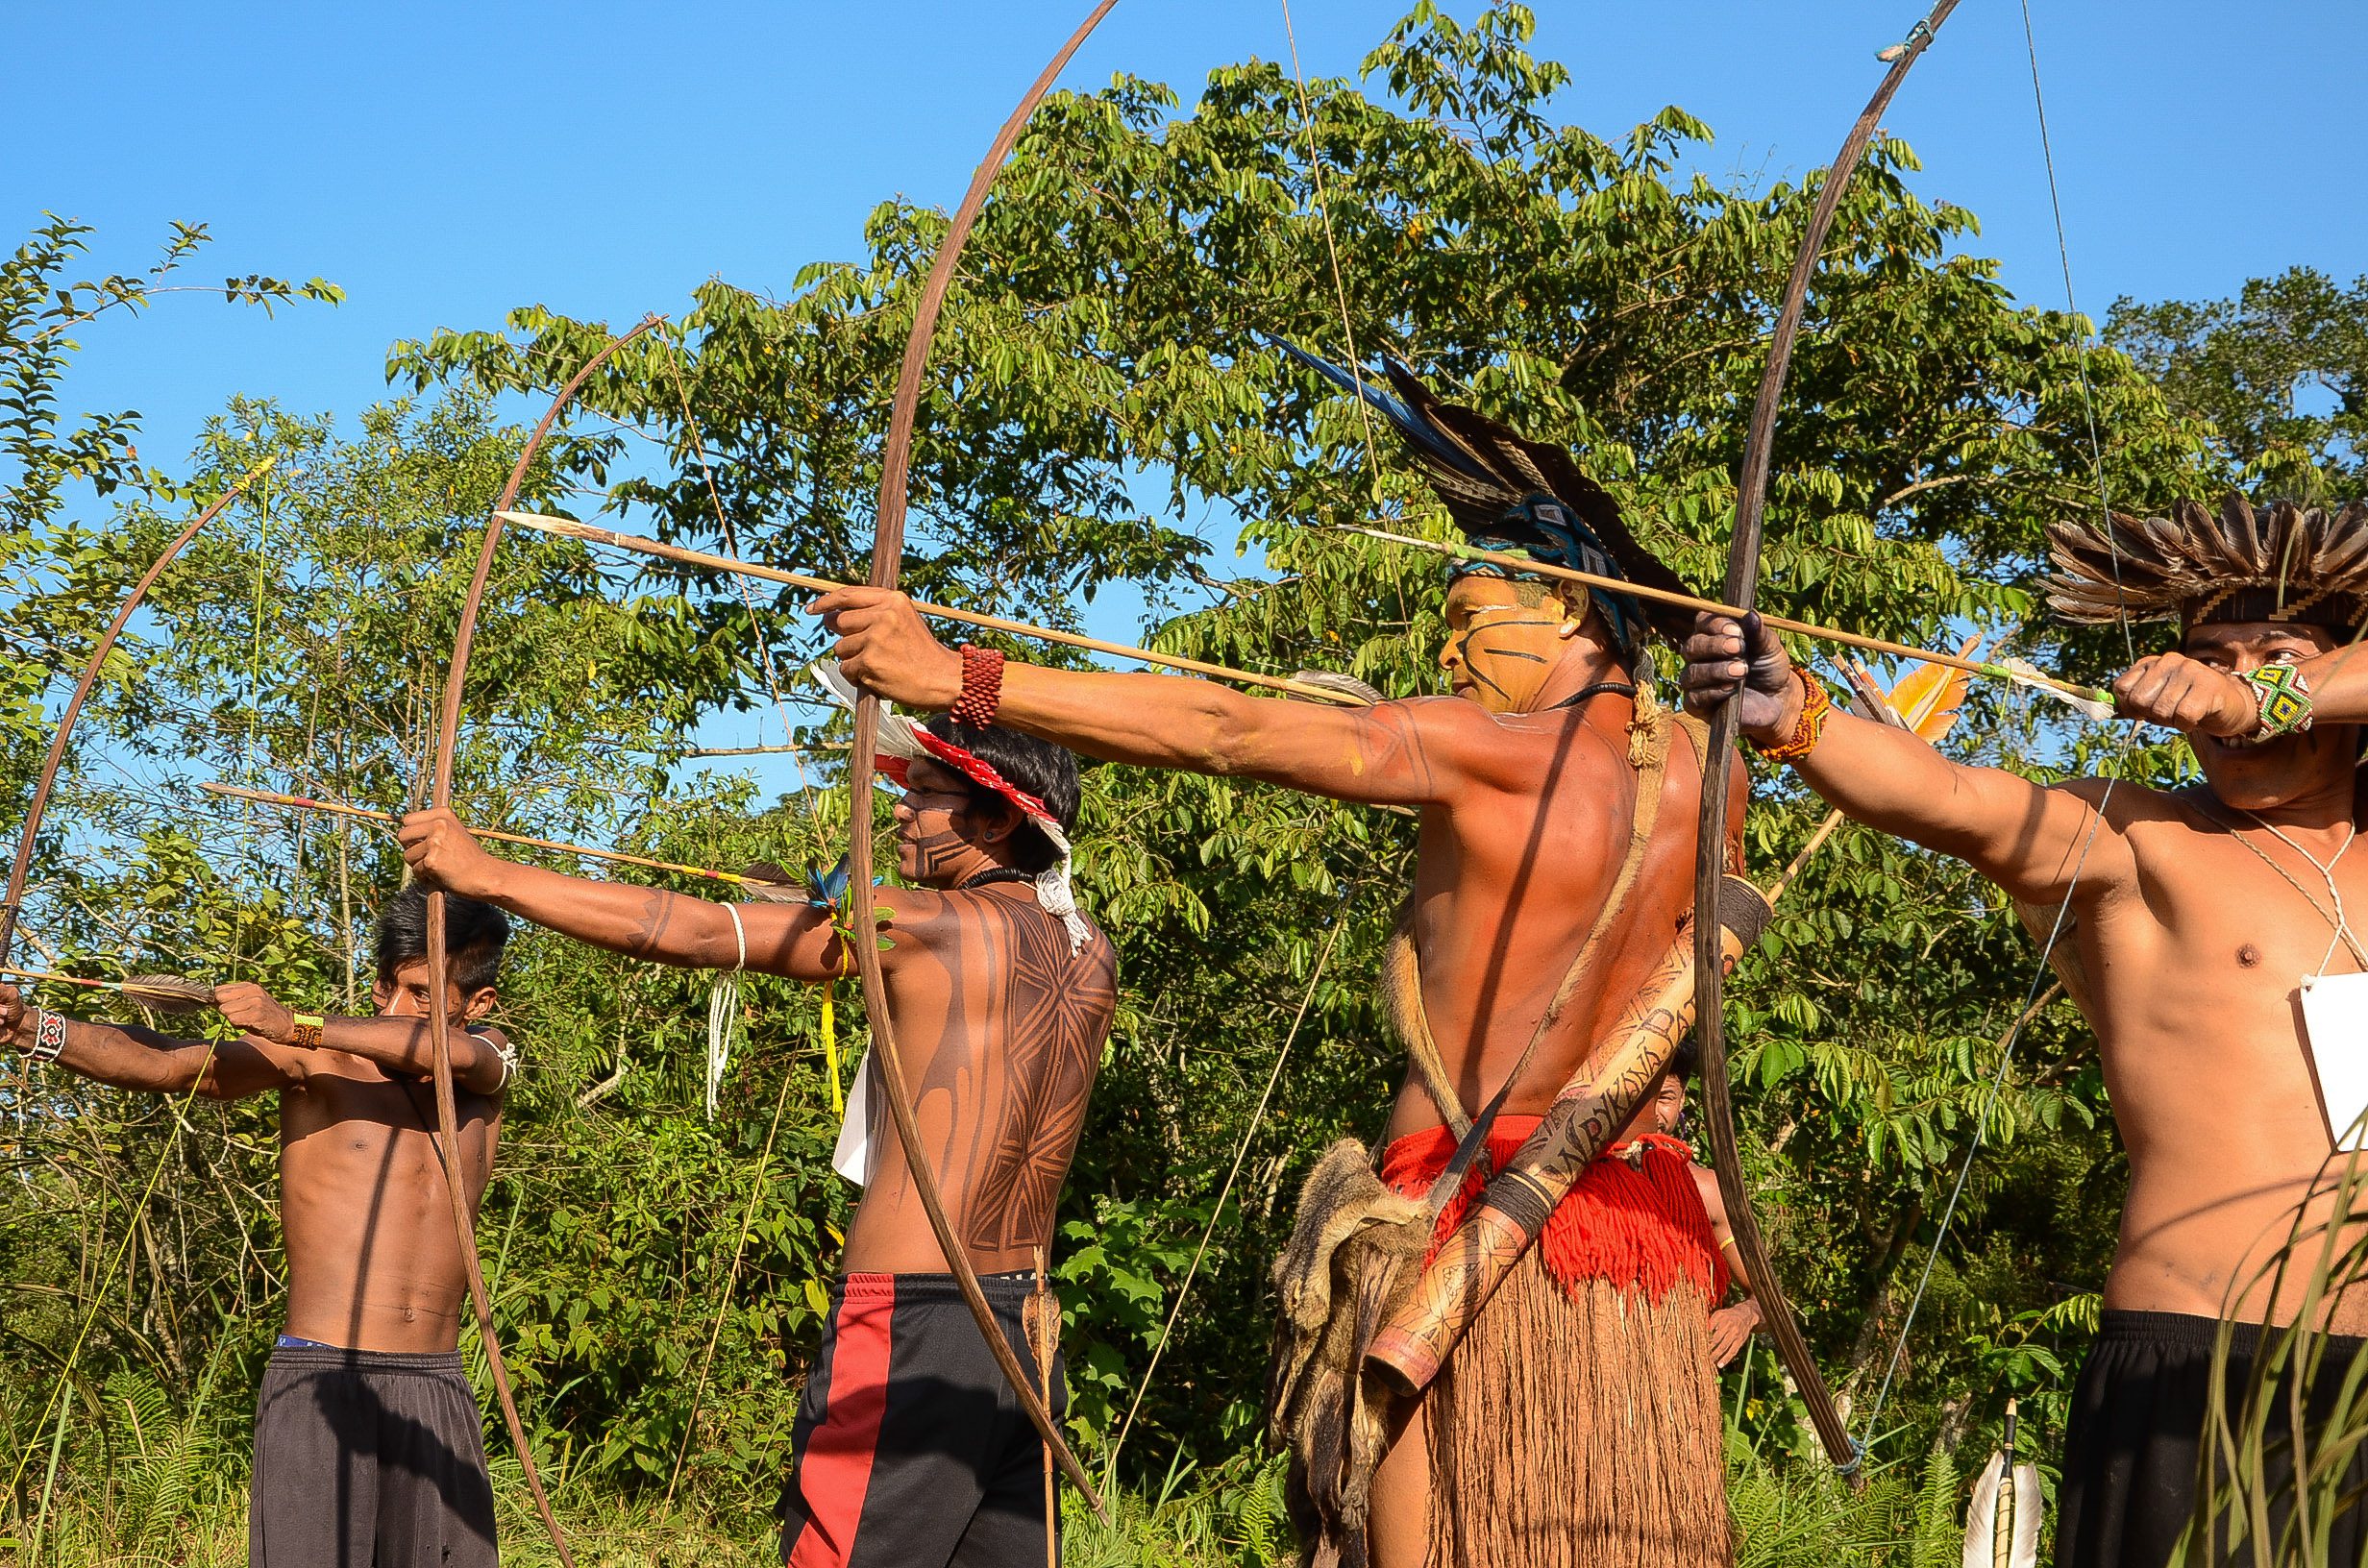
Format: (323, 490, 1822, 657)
(704, 905, 748, 1122)
(831, 1050, 879, 1186)
(2301, 969, 2368, 1149)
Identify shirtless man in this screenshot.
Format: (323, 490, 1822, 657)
(820, 356, 1744, 1567)
(1641, 1041, 1764, 1368)
(0, 884, 515, 1568)
(397, 716, 1114, 1568)
(1679, 495, 2368, 1566)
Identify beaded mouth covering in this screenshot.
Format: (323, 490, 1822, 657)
(2045, 494, 2368, 634)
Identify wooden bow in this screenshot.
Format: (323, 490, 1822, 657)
(419, 314, 663, 1565)
(0, 457, 275, 977)
(841, 0, 1119, 1517)
(1690, 0, 1962, 1476)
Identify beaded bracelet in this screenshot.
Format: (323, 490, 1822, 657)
(29, 1009, 66, 1064)
(2243, 664, 2314, 738)
(1751, 669, 1833, 765)
(288, 1014, 326, 1051)
(950, 644, 1006, 728)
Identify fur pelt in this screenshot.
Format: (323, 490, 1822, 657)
(1268, 1139, 1432, 1568)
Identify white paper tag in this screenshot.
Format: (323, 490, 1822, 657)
(831, 1051, 879, 1186)
(2299, 970, 2368, 1149)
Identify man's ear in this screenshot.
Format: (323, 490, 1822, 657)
(969, 798, 1021, 847)
(464, 986, 499, 1022)
(371, 974, 394, 1012)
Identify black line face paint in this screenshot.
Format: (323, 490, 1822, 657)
(1445, 615, 1565, 711)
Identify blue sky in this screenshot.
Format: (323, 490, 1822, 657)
(8, 0, 2363, 778)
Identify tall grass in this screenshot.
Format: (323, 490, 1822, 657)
(12, 1404, 1968, 1567)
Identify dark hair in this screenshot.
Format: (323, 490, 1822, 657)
(1666, 1035, 1700, 1085)
(375, 884, 511, 994)
(922, 717, 1083, 874)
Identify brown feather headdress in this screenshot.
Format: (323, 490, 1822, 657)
(2045, 495, 2368, 633)
(1270, 339, 1697, 656)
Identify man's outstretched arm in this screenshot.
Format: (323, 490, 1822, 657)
(0, 983, 296, 1100)
(394, 813, 851, 982)
(1680, 613, 2132, 905)
(816, 586, 1522, 807)
(213, 983, 511, 1095)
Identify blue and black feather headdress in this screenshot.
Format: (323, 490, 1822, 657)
(1270, 339, 1697, 659)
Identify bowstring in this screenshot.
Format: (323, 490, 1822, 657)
(1279, 0, 1386, 497)
(1860, 0, 2137, 1443)
(3, 463, 275, 1504)
(654, 339, 848, 1507)
(1101, 896, 1349, 1490)
(659, 349, 826, 805)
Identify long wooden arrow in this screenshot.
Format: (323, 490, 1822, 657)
(199, 783, 800, 894)
(497, 510, 1368, 706)
(1330, 523, 2114, 717)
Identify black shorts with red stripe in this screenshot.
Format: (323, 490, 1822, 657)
(780, 1270, 1067, 1568)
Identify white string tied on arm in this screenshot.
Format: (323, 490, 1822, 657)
(706, 902, 749, 1122)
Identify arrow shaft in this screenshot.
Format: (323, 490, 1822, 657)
(500, 511, 1366, 706)
(1334, 524, 2113, 706)
(2, 967, 143, 996)
(200, 782, 772, 889)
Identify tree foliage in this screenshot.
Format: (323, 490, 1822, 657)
(3, 6, 2353, 1556)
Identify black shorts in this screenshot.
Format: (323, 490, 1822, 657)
(2057, 1309, 2368, 1568)
(779, 1270, 1066, 1568)
(248, 1341, 496, 1568)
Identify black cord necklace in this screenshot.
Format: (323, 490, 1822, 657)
(956, 866, 1035, 891)
(1547, 679, 1638, 712)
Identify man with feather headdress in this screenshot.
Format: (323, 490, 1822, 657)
(822, 351, 1748, 1568)
(1682, 495, 2368, 1566)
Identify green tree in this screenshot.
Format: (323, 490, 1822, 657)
(2107, 265, 2368, 499)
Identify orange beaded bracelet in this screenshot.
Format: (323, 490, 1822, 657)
(1751, 669, 1832, 765)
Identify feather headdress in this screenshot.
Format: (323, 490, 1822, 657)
(1269, 339, 1698, 657)
(2045, 495, 2368, 633)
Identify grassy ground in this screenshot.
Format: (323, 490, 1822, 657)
(15, 1440, 1965, 1567)
(13, 1456, 1281, 1568)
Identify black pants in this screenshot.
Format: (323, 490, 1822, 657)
(2057, 1310, 2368, 1568)
(249, 1342, 497, 1568)
(779, 1270, 1066, 1568)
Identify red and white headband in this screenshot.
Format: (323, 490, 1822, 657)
(814, 662, 1090, 954)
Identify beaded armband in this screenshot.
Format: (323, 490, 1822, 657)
(2243, 664, 2314, 738)
(1751, 670, 1833, 765)
(950, 644, 1006, 728)
(29, 1009, 66, 1064)
(288, 1014, 326, 1051)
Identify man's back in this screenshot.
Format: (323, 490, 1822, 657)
(844, 881, 1118, 1275)
(1388, 694, 1729, 1140)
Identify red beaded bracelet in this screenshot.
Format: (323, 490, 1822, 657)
(950, 644, 1005, 728)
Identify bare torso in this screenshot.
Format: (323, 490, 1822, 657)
(276, 1054, 498, 1353)
(2058, 780, 2368, 1330)
(840, 884, 1119, 1276)
(1383, 697, 1731, 1140)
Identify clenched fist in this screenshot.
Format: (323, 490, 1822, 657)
(397, 807, 506, 899)
(1677, 612, 1803, 746)
(810, 587, 964, 710)
(0, 983, 28, 1048)
(215, 982, 297, 1043)
(2109, 652, 2257, 739)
